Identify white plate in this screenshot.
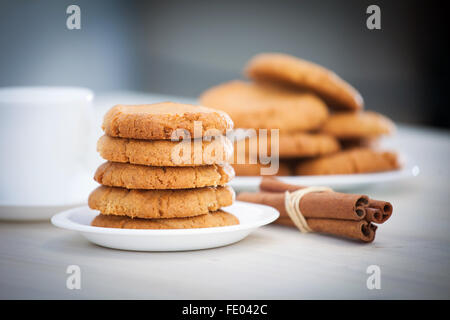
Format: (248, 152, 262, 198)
(51, 201, 279, 252)
(230, 163, 420, 191)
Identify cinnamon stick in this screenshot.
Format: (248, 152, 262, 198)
(366, 199, 393, 224)
(259, 177, 392, 224)
(236, 177, 392, 243)
(276, 216, 377, 243)
(237, 191, 368, 221)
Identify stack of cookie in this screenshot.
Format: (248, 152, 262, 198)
(200, 80, 340, 175)
(200, 53, 400, 176)
(296, 111, 398, 175)
(88, 102, 239, 229)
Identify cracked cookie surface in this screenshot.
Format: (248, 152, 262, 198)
(102, 102, 233, 140)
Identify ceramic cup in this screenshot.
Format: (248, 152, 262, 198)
(0, 87, 95, 206)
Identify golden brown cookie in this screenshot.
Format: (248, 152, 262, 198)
(230, 132, 339, 164)
(94, 161, 235, 190)
(276, 132, 340, 157)
(199, 80, 328, 131)
(236, 132, 340, 158)
(91, 210, 239, 229)
(233, 161, 291, 176)
(295, 148, 400, 175)
(88, 185, 235, 219)
(102, 102, 233, 140)
(245, 53, 363, 110)
(321, 111, 395, 139)
(339, 138, 379, 150)
(97, 135, 233, 166)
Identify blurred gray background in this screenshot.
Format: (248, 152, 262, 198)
(0, 0, 448, 128)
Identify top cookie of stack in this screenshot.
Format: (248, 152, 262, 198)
(88, 102, 239, 229)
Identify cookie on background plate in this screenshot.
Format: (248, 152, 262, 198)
(102, 102, 233, 140)
(91, 210, 239, 229)
(94, 161, 235, 190)
(97, 135, 233, 167)
(235, 131, 340, 158)
(339, 138, 379, 150)
(245, 53, 363, 110)
(88, 185, 235, 219)
(295, 148, 400, 175)
(199, 80, 328, 131)
(321, 111, 395, 139)
(233, 161, 292, 177)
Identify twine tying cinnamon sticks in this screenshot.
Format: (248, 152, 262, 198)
(237, 177, 393, 243)
(284, 187, 332, 233)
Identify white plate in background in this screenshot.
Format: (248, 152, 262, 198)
(230, 162, 420, 191)
(51, 201, 279, 252)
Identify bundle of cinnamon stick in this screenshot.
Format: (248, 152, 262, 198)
(237, 177, 393, 242)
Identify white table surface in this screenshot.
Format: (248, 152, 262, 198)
(1, 93, 449, 299)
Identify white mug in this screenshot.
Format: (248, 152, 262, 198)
(0, 87, 95, 206)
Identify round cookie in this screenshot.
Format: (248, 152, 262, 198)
(91, 210, 239, 229)
(230, 132, 340, 161)
(102, 102, 233, 140)
(321, 111, 395, 139)
(245, 53, 363, 110)
(274, 132, 340, 157)
(97, 135, 233, 167)
(88, 185, 235, 219)
(199, 80, 328, 131)
(233, 161, 291, 176)
(295, 148, 400, 175)
(94, 161, 235, 190)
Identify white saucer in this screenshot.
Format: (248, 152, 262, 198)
(231, 163, 420, 191)
(51, 201, 279, 251)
